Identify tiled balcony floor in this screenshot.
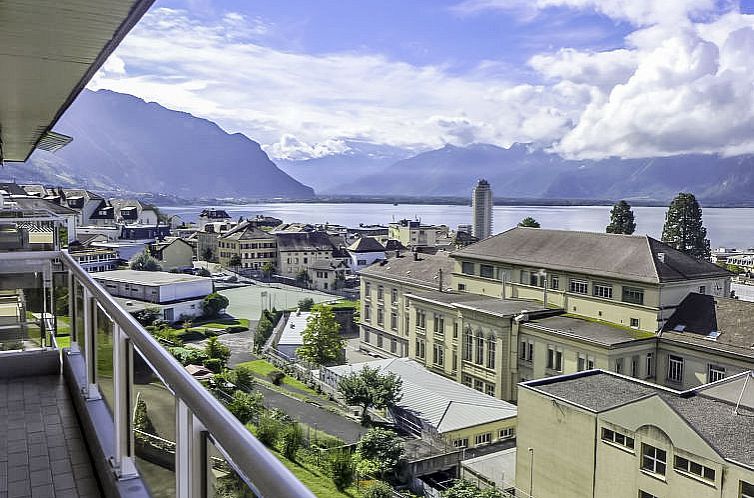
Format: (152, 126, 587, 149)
(0, 375, 100, 498)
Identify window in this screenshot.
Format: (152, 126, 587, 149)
(364, 304, 371, 322)
(462, 262, 475, 275)
(615, 357, 624, 374)
(377, 334, 383, 348)
(639, 491, 658, 498)
(623, 287, 644, 305)
(570, 280, 588, 294)
(741, 481, 754, 498)
(708, 364, 726, 383)
(432, 344, 444, 367)
(433, 314, 444, 335)
(364, 282, 371, 297)
(487, 338, 496, 369)
(631, 356, 639, 377)
(474, 379, 484, 392)
(593, 283, 613, 299)
(480, 264, 494, 278)
(463, 329, 473, 361)
(630, 317, 640, 328)
(377, 307, 384, 326)
(646, 352, 654, 378)
(390, 312, 398, 331)
(475, 333, 484, 365)
(520, 340, 527, 361)
(485, 384, 495, 397)
(458, 283, 466, 291)
(551, 275, 559, 290)
(668, 355, 684, 383)
(642, 444, 667, 475)
(377, 285, 384, 301)
(390, 339, 397, 354)
(452, 438, 468, 448)
(547, 345, 563, 371)
(416, 310, 426, 329)
(462, 374, 472, 387)
(530, 272, 542, 287)
(601, 427, 634, 449)
(674, 455, 715, 482)
(577, 353, 594, 371)
(453, 322, 458, 339)
(475, 433, 492, 445)
(699, 285, 706, 295)
(499, 428, 515, 439)
(416, 338, 426, 359)
(390, 288, 398, 304)
(452, 350, 458, 371)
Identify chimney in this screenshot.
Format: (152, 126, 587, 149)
(438, 269, 444, 292)
(413, 251, 418, 261)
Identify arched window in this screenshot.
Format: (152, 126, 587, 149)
(463, 327, 473, 361)
(487, 334, 496, 369)
(475, 331, 484, 365)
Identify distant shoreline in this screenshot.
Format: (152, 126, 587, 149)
(152, 195, 754, 209)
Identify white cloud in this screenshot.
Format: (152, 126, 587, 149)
(90, 5, 754, 161)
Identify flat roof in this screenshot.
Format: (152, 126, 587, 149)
(525, 315, 656, 346)
(95, 269, 212, 286)
(278, 311, 311, 346)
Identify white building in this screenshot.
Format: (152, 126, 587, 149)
(346, 237, 386, 273)
(472, 179, 493, 240)
(94, 269, 213, 322)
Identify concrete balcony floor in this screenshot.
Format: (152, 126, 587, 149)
(0, 375, 99, 498)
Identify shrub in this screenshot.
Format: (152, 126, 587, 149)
(205, 336, 231, 364)
(298, 298, 315, 311)
(328, 450, 355, 491)
(168, 347, 208, 366)
(233, 365, 254, 390)
(227, 390, 263, 425)
(362, 481, 394, 498)
(255, 414, 281, 447)
(202, 292, 230, 318)
(203, 358, 224, 373)
(280, 423, 304, 461)
(225, 325, 249, 333)
(267, 370, 285, 386)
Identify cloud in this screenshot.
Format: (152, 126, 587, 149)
(90, 4, 754, 162)
(452, 0, 719, 26)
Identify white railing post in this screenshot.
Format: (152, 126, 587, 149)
(67, 272, 80, 353)
(82, 288, 100, 400)
(176, 399, 206, 498)
(112, 324, 138, 478)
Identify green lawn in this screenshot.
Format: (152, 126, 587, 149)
(327, 300, 359, 310)
(270, 448, 360, 498)
(175, 317, 250, 331)
(56, 335, 71, 348)
(235, 360, 319, 396)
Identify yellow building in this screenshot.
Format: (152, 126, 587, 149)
(275, 231, 344, 279)
(388, 219, 447, 248)
(451, 227, 731, 332)
(149, 237, 194, 271)
(217, 221, 277, 271)
(516, 370, 754, 498)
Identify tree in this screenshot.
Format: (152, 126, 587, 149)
(606, 200, 636, 235)
(298, 297, 315, 311)
(227, 390, 263, 424)
(233, 364, 255, 390)
(253, 315, 274, 353)
(130, 250, 162, 271)
(297, 305, 344, 366)
(202, 292, 230, 318)
(254, 413, 282, 447)
(355, 428, 404, 481)
(205, 336, 231, 369)
(661, 192, 711, 259)
(328, 450, 355, 491)
(201, 247, 214, 262)
(296, 269, 311, 287)
(362, 481, 394, 498)
(133, 396, 157, 439)
(339, 365, 403, 425)
(261, 262, 275, 279)
(442, 480, 505, 498)
(518, 217, 540, 228)
(280, 422, 304, 461)
(229, 254, 242, 271)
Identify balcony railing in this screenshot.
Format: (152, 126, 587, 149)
(4, 249, 315, 497)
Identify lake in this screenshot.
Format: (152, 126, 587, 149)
(158, 203, 754, 249)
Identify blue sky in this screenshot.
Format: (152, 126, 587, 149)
(90, 0, 754, 160)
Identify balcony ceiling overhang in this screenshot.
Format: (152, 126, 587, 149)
(0, 0, 154, 162)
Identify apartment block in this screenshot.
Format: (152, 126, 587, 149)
(217, 220, 277, 270)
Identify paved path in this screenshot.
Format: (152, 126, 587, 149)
(255, 385, 366, 444)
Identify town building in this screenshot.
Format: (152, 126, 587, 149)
(471, 179, 493, 240)
(148, 237, 194, 271)
(346, 236, 386, 273)
(198, 208, 231, 230)
(388, 219, 447, 248)
(68, 246, 119, 272)
(516, 370, 754, 498)
(217, 221, 277, 271)
(451, 227, 732, 332)
(322, 357, 517, 449)
(196, 221, 237, 262)
(275, 231, 346, 281)
(94, 269, 213, 322)
(109, 199, 159, 225)
(308, 259, 350, 291)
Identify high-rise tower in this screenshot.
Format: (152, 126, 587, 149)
(472, 179, 493, 240)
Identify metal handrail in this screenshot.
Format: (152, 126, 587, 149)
(59, 250, 315, 498)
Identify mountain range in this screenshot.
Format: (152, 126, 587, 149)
(6, 90, 313, 199)
(5, 89, 754, 205)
